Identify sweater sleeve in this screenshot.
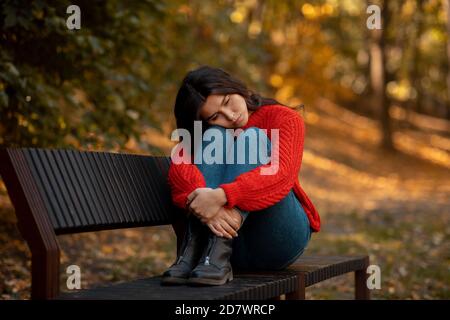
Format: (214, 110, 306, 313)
(167, 161, 206, 209)
(218, 113, 305, 211)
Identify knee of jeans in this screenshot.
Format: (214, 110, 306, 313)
(235, 127, 271, 165)
(198, 125, 234, 163)
(245, 126, 268, 137)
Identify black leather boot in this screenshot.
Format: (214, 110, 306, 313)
(161, 215, 208, 285)
(187, 231, 234, 286)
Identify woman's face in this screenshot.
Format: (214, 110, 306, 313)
(199, 93, 251, 129)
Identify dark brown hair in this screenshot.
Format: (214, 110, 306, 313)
(173, 65, 304, 155)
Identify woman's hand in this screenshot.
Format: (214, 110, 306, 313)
(186, 187, 227, 220)
(204, 207, 242, 239)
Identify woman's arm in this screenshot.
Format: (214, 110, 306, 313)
(167, 161, 206, 209)
(218, 113, 305, 212)
(168, 163, 241, 238)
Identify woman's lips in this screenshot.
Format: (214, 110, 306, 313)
(233, 114, 242, 124)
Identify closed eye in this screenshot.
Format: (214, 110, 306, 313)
(207, 96, 229, 122)
(207, 113, 219, 122)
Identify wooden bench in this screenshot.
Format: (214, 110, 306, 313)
(0, 148, 370, 300)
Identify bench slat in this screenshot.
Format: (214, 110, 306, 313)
(26, 149, 68, 228)
(77, 151, 116, 226)
(287, 255, 369, 287)
(140, 156, 169, 222)
(58, 274, 298, 300)
(123, 154, 156, 222)
(94, 152, 130, 223)
(68, 150, 109, 225)
(58, 150, 97, 226)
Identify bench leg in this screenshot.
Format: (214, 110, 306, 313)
(354, 257, 370, 300)
(285, 273, 306, 300)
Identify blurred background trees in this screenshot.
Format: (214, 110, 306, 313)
(1, 0, 448, 152)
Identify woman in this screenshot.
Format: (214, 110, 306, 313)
(162, 65, 321, 286)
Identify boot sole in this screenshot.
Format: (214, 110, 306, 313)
(160, 276, 189, 286)
(187, 271, 233, 286)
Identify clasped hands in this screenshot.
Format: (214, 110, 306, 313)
(186, 187, 241, 239)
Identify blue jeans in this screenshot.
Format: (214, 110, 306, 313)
(194, 125, 312, 271)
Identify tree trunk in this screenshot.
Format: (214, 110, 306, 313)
(410, 0, 425, 117)
(369, 0, 394, 150)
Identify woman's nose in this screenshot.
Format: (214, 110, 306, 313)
(223, 109, 235, 121)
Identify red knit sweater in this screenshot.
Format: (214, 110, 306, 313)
(167, 104, 321, 232)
